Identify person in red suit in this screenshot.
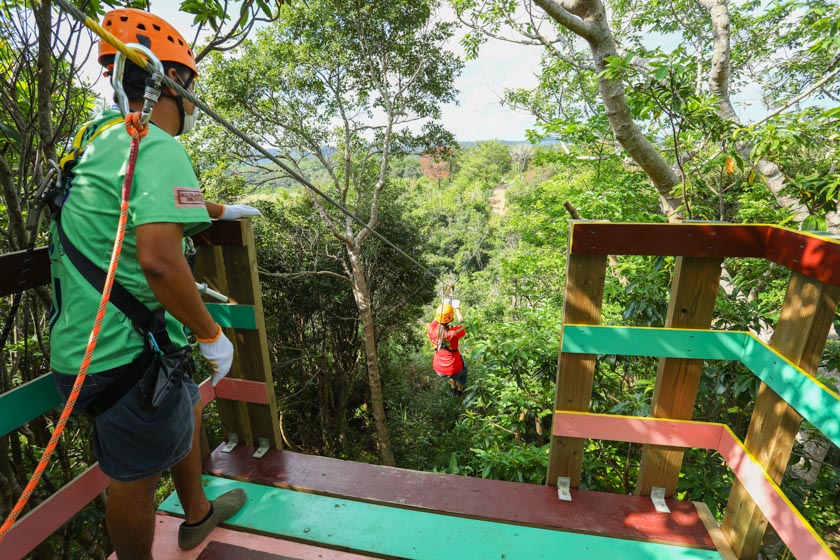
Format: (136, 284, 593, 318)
(427, 299, 467, 396)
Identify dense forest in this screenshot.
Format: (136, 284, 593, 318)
(2, 0, 840, 558)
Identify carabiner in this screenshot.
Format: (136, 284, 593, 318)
(111, 43, 164, 127)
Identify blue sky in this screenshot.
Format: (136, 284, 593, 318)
(80, 5, 542, 142)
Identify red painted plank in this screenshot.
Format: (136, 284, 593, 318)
(570, 223, 766, 258)
(553, 412, 724, 450)
(569, 222, 840, 289)
(553, 412, 834, 560)
(131, 514, 375, 560)
(214, 378, 269, 405)
(717, 429, 833, 560)
(203, 445, 715, 548)
(764, 227, 840, 287)
(0, 464, 109, 560)
(197, 541, 304, 560)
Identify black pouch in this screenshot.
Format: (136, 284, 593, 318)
(144, 346, 195, 410)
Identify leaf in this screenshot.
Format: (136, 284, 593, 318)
(0, 121, 20, 147)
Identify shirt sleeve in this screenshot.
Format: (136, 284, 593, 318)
(447, 325, 466, 343)
(129, 132, 210, 236)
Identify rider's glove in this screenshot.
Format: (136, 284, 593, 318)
(451, 299, 461, 309)
(197, 324, 234, 386)
(218, 204, 261, 220)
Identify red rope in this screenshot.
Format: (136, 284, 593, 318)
(0, 132, 142, 542)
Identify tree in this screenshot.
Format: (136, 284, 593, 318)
(198, 0, 462, 465)
(452, 0, 840, 230)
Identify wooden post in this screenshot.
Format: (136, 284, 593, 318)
(217, 219, 282, 450)
(194, 243, 253, 448)
(636, 257, 723, 497)
(721, 272, 840, 558)
(547, 253, 607, 486)
(194, 219, 282, 451)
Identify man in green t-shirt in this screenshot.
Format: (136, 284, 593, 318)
(49, 9, 258, 558)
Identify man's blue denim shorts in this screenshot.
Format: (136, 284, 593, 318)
(436, 364, 468, 386)
(53, 357, 200, 482)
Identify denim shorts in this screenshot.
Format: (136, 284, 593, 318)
(436, 364, 468, 386)
(53, 355, 200, 482)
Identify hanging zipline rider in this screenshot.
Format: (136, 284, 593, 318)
(427, 298, 468, 396)
(47, 8, 259, 557)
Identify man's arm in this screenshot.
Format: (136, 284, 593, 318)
(136, 222, 218, 339)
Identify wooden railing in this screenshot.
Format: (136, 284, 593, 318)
(0, 219, 280, 560)
(549, 222, 840, 559)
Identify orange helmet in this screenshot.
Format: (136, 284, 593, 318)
(435, 304, 454, 324)
(99, 9, 197, 76)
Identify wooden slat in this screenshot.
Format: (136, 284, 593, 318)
(568, 222, 840, 288)
(218, 219, 281, 450)
(0, 464, 109, 560)
(213, 378, 269, 405)
(561, 326, 840, 447)
(637, 257, 723, 497)
(204, 446, 715, 548)
(0, 374, 62, 437)
(569, 223, 767, 258)
(194, 244, 252, 446)
(552, 412, 836, 560)
(160, 475, 723, 560)
(205, 304, 257, 330)
(0, 247, 50, 297)
(139, 514, 375, 560)
(693, 502, 737, 560)
(722, 273, 840, 558)
(548, 253, 607, 487)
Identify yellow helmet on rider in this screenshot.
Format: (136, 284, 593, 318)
(435, 303, 454, 324)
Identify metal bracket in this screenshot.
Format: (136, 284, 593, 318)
(651, 487, 671, 513)
(557, 477, 572, 502)
(253, 437, 270, 459)
(220, 433, 239, 453)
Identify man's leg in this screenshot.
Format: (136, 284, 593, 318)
(171, 401, 211, 523)
(106, 474, 161, 560)
(172, 401, 246, 550)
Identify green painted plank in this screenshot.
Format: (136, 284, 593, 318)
(740, 336, 840, 448)
(206, 304, 257, 330)
(160, 476, 722, 560)
(0, 374, 62, 437)
(562, 326, 745, 361)
(561, 326, 840, 448)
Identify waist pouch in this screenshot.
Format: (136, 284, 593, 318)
(86, 345, 194, 415)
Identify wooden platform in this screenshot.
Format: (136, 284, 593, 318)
(202, 444, 718, 549)
(159, 475, 722, 559)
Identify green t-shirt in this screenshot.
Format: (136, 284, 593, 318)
(49, 109, 210, 374)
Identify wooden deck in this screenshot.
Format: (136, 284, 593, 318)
(196, 444, 721, 551)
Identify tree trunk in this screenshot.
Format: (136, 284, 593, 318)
(534, 0, 684, 221)
(696, 0, 833, 231)
(346, 246, 396, 466)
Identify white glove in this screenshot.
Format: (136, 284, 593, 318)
(218, 204, 261, 220)
(451, 299, 461, 309)
(442, 298, 452, 305)
(197, 325, 234, 386)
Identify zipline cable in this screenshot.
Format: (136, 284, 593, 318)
(52, 0, 441, 283)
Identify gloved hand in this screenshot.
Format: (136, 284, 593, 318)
(197, 324, 234, 386)
(442, 298, 452, 305)
(218, 204, 261, 220)
(451, 299, 461, 309)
